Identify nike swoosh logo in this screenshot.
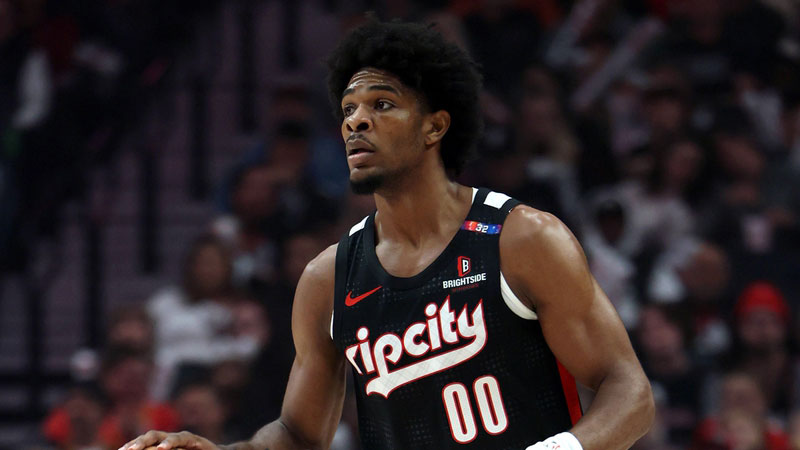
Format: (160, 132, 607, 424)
(345, 286, 382, 306)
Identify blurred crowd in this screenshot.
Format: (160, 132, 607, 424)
(5, 0, 800, 449)
(0, 0, 217, 272)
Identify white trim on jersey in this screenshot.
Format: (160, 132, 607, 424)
(500, 271, 538, 320)
(471, 186, 478, 202)
(330, 311, 335, 341)
(484, 191, 511, 209)
(349, 216, 369, 236)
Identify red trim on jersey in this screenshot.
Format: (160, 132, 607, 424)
(556, 360, 582, 425)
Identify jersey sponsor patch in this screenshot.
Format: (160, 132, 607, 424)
(462, 220, 502, 234)
(458, 256, 471, 277)
(443, 272, 486, 289)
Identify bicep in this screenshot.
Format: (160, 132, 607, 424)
(538, 276, 638, 390)
(278, 247, 347, 447)
(501, 208, 640, 390)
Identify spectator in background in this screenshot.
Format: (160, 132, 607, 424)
(656, 136, 708, 208)
(637, 303, 705, 447)
(66, 304, 157, 384)
(709, 127, 766, 218)
(727, 281, 797, 417)
(0, 0, 52, 271)
(785, 91, 800, 168)
(789, 410, 800, 450)
(623, 136, 706, 303)
(763, 92, 800, 251)
(212, 123, 341, 291)
(582, 197, 639, 328)
(98, 346, 178, 448)
(265, 120, 339, 235)
(105, 304, 154, 353)
(43, 382, 106, 450)
(675, 242, 732, 361)
(660, 0, 732, 102)
(693, 372, 790, 450)
(633, 384, 680, 450)
(148, 235, 257, 400)
(700, 123, 798, 254)
(222, 299, 290, 440)
(212, 164, 283, 291)
(517, 66, 579, 166)
(165, 296, 284, 441)
(0, 0, 51, 133)
(601, 76, 646, 180)
(253, 231, 329, 373)
(599, 63, 695, 183)
(458, 0, 544, 101)
(264, 84, 312, 126)
(734, 72, 784, 153)
(641, 83, 692, 148)
(589, 153, 696, 280)
(173, 381, 230, 444)
(511, 65, 583, 228)
(725, 0, 786, 81)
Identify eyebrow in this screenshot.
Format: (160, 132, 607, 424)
(342, 84, 401, 98)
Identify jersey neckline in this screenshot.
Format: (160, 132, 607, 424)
(363, 187, 484, 290)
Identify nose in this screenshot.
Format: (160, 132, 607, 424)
(345, 105, 373, 133)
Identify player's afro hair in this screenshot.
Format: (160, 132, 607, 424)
(326, 18, 483, 176)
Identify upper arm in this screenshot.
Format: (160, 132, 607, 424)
(278, 244, 347, 448)
(499, 207, 643, 390)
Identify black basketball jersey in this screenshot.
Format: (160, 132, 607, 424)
(332, 188, 582, 450)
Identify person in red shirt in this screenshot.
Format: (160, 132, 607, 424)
(44, 346, 178, 449)
(693, 372, 790, 450)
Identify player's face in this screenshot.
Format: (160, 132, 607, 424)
(340, 68, 427, 194)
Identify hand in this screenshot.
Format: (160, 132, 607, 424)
(119, 430, 219, 450)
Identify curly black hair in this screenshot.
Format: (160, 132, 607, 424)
(326, 18, 483, 176)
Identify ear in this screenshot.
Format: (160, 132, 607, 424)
(424, 110, 451, 146)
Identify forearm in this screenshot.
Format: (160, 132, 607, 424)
(220, 420, 316, 450)
(570, 364, 654, 450)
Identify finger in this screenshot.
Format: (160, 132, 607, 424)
(120, 430, 168, 450)
(157, 431, 202, 450)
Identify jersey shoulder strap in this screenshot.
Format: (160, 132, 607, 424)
(477, 188, 522, 214)
(469, 187, 522, 226)
(332, 213, 372, 348)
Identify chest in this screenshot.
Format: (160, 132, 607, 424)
(373, 238, 452, 278)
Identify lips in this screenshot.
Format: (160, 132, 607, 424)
(346, 138, 376, 167)
(346, 138, 375, 156)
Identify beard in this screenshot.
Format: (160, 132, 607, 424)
(349, 173, 385, 195)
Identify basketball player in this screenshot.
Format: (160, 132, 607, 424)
(120, 19, 653, 450)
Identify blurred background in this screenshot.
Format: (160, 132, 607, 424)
(1, 0, 799, 448)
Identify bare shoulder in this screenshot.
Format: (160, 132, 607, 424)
(293, 244, 338, 337)
(500, 205, 582, 259)
(499, 205, 592, 310)
(301, 243, 337, 288)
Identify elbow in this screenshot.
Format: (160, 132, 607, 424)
(277, 418, 326, 450)
(637, 378, 656, 437)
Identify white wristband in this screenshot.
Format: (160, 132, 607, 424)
(525, 431, 583, 450)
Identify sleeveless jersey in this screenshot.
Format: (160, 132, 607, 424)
(332, 188, 582, 450)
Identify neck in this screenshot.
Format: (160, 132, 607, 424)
(372, 166, 472, 247)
